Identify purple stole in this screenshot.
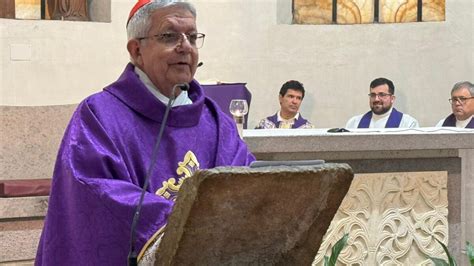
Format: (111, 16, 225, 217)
(267, 113, 309, 128)
(358, 108, 403, 128)
(442, 114, 474, 128)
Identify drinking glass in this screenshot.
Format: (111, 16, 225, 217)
(229, 99, 248, 117)
(229, 99, 248, 138)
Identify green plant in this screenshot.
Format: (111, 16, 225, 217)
(428, 238, 474, 266)
(324, 233, 349, 266)
(467, 241, 474, 265)
(429, 238, 457, 266)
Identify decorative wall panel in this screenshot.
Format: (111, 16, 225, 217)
(0, 0, 15, 18)
(337, 0, 373, 24)
(15, 0, 41, 20)
(1, 0, 110, 21)
(381, 0, 418, 22)
(419, 0, 445, 22)
(313, 171, 448, 265)
(294, 0, 445, 24)
(293, 0, 334, 24)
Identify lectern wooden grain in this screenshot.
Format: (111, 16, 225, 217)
(155, 163, 353, 265)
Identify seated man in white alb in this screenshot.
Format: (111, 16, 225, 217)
(255, 80, 314, 129)
(436, 81, 473, 128)
(345, 77, 419, 129)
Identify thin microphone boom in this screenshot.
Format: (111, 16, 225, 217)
(128, 83, 189, 266)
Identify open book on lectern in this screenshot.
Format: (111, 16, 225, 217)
(153, 162, 353, 265)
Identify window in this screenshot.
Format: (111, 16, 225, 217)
(293, 0, 445, 24)
(0, 0, 111, 22)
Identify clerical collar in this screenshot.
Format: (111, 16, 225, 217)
(277, 111, 300, 122)
(372, 108, 392, 120)
(456, 115, 473, 128)
(134, 67, 192, 107)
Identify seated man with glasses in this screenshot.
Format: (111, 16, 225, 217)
(436, 81, 474, 128)
(345, 77, 419, 129)
(255, 80, 314, 129)
(36, 1, 255, 265)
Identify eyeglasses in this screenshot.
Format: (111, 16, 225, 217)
(138, 32, 206, 49)
(449, 96, 474, 104)
(368, 93, 392, 99)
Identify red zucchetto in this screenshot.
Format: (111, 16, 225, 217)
(127, 0, 152, 25)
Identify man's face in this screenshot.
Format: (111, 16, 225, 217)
(132, 6, 199, 96)
(369, 84, 395, 115)
(451, 88, 474, 121)
(279, 89, 303, 117)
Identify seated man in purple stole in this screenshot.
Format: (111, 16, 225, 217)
(345, 77, 419, 129)
(255, 80, 314, 129)
(436, 81, 474, 128)
(35, 1, 255, 265)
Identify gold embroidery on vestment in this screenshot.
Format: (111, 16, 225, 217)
(155, 151, 200, 200)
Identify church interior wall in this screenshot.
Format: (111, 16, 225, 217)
(0, 0, 472, 128)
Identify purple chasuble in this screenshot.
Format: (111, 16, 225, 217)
(36, 64, 255, 265)
(266, 113, 309, 128)
(357, 108, 403, 128)
(441, 114, 474, 128)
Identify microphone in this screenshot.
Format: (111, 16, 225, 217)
(127, 83, 188, 266)
(197, 62, 204, 67)
(178, 83, 189, 91)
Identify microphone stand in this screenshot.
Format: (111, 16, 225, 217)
(127, 84, 188, 266)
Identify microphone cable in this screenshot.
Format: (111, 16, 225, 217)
(128, 83, 189, 266)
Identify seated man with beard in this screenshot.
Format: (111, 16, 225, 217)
(345, 77, 419, 129)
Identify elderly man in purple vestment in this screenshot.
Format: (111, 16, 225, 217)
(35, 0, 255, 265)
(345, 77, 419, 129)
(255, 80, 314, 129)
(436, 81, 474, 128)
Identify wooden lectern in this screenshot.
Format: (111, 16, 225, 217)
(154, 163, 353, 265)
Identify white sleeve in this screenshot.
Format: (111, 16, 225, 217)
(400, 114, 419, 128)
(345, 115, 362, 129)
(435, 119, 445, 127)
